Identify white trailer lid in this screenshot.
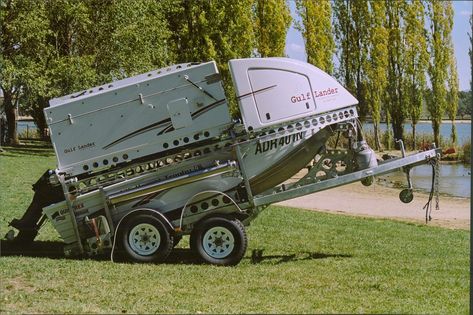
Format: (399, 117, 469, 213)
(229, 58, 358, 131)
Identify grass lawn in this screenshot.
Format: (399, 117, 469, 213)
(0, 141, 470, 314)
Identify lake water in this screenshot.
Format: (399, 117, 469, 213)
(363, 121, 471, 143)
(17, 120, 37, 133)
(364, 121, 471, 197)
(378, 163, 471, 198)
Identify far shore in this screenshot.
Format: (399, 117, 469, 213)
(365, 119, 471, 124)
(416, 119, 471, 124)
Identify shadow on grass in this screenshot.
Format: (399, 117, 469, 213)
(1, 240, 351, 266)
(1, 147, 54, 157)
(0, 141, 54, 157)
(0, 240, 202, 264)
(248, 249, 352, 264)
(1, 240, 66, 259)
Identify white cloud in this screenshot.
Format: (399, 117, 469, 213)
(289, 43, 305, 53)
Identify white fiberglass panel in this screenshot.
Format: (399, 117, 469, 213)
(248, 69, 314, 124)
(229, 58, 358, 131)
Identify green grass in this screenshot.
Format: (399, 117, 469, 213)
(0, 142, 470, 314)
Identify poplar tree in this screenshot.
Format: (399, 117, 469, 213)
(333, 0, 351, 86)
(427, 0, 454, 147)
(385, 0, 406, 146)
(217, 0, 257, 115)
(255, 0, 292, 57)
(403, 0, 429, 150)
(365, 0, 388, 151)
(295, 0, 335, 74)
(333, 0, 370, 121)
(468, 14, 473, 95)
(446, 50, 459, 144)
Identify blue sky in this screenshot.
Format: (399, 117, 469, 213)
(285, 1, 472, 91)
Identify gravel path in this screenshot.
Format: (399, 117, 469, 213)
(277, 181, 470, 230)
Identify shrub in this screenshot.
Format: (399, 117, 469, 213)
(462, 139, 471, 164)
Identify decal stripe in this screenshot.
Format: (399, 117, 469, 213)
(104, 99, 228, 148)
(132, 190, 166, 208)
(236, 85, 277, 100)
(103, 118, 172, 149)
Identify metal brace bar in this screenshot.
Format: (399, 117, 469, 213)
(396, 140, 413, 190)
(58, 175, 84, 254)
(99, 187, 115, 237)
(235, 143, 255, 207)
(251, 148, 441, 207)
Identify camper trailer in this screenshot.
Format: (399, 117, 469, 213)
(8, 58, 440, 266)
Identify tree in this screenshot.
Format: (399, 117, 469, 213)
(295, 0, 335, 74)
(333, 0, 370, 121)
(426, 0, 454, 147)
(22, 0, 172, 140)
(164, 0, 256, 116)
(89, 0, 172, 80)
(457, 91, 471, 119)
(468, 14, 473, 93)
(385, 0, 407, 147)
(446, 50, 459, 144)
(0, 0, 50, 145)
(403, 0, 429, 150)
(256, 0, 292, 58)
(364, 0, 388, 151)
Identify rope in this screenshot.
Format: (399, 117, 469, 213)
(422, 161, 437, 223)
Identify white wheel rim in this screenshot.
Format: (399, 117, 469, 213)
(128, 223, 161, 256)
(202, 226, 235, 259)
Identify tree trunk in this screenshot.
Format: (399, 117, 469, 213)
(392, 119, 404, 150)
(31, 97, 50, 141)
(432, 119, 441, 148)
(412, 123, 417, 150)
(373, 120, 382, 151)
(3, 90, 19, 145)
(386, 114, 392, 150)
(450, 120, 457, 145)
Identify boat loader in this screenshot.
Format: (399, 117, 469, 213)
(7, 58, 441, 266)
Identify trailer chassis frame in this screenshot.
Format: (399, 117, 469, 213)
(238, 147, 441, 212)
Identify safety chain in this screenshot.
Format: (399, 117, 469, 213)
(434, 153, 440, 210)
(423, 154, 441, 223)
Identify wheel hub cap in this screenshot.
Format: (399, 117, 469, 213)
(203, 226, 235, 259)
(129, 223, 161, 256)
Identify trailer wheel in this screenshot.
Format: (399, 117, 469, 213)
(120, 213, 173, 263)
(191, 216, 247, 266)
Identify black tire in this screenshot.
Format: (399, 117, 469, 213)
(399, 189, 414, 203)
(190, 216, 247, 266)
(120, 213, 173, 263)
